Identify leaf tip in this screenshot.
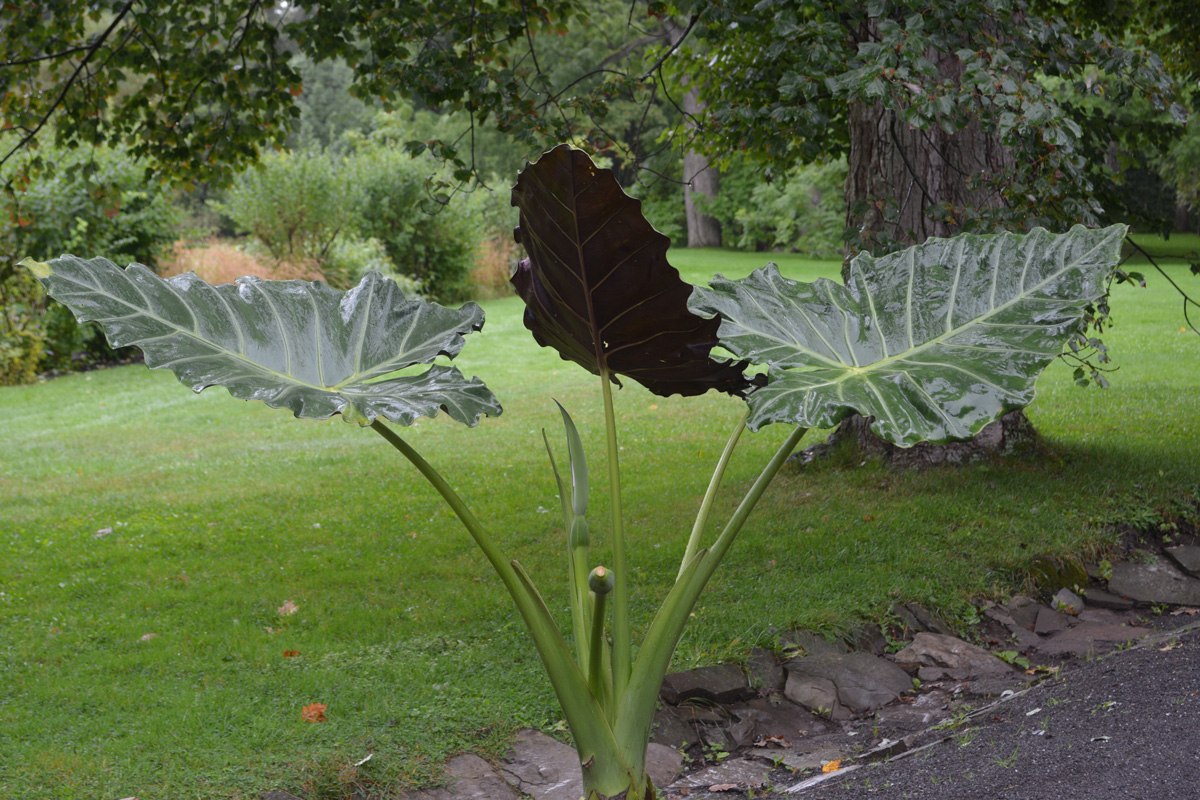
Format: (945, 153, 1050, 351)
(19, 257, 51, 280)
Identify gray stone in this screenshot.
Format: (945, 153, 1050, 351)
(916, 666, 971, 682)
(893, 633, 1015, 678)
(651, 704, 700, 749)
(660, 663, 751, 705)
(500, 729, 680, 800)
(669, 757, 769, 791)
(395, 754, 519, 800)
(645, 744, 685, 788)
(746, 647, 785, 693)
(1032, 622, 1153, 658)
(1082, 588, 1135, 611)
(785, 652, 913, 713)
(725, 696, 835, 744)
(872, 689, 954, 732)
(1166, 545, 1200, 579)
(1078, 607, 1135, 625)
(500, 729, 584, 800)
(891, 603, 956, 636)
(1007, 595, 1042, 631)
(779, 629, 848, 658)
(842, 623, 889, 656)
(1052, 587, 1085, 615)
(1108, 559, 1200, 605)
(783, 673, 847, 719)
(1034, 606, 1070, 635)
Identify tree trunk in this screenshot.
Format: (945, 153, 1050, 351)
(826, 30, 1029, 466)
(682, 88, 722, 248)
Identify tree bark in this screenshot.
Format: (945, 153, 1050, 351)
(823, 29, 1029, 467)
(843, 46, 1016, 279)
(682, 89, 722, 248)
(662, 16, 722, 248)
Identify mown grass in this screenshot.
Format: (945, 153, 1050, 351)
(1, 245, 1197, 799)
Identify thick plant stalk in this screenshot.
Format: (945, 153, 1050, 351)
(599, 372, 632, 701)
(613, 425, 808, 767)
(369, 420, 634, 793)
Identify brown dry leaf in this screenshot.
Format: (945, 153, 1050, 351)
(283, 650, 300, 658)
(1159, 641, 1182, 652)
(822, 759, 842, 774)
(1170, 607, 1199, 616)
(752, 734, 790, 748)
(708, 784, 739, 792)
(278, 600, 299, 616)
(301, 702, 327, 723)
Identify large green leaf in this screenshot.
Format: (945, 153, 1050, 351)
(689, 225, 1126, 445)
(22, 255, 501, 426)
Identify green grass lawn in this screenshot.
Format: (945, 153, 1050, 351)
(1, 246, 1197, 799)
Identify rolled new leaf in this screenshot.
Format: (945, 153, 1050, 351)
(510, 144, 758, 397)
(21, 256, 501, 427)
(689, 225, 1126, 444)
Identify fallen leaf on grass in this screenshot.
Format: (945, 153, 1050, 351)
(283, 650, 300, 657)
(139, 633, 158, 642)
(278, 600, 299, 616)
(822, 759, 842, 774)
(302, 702, 327, 723)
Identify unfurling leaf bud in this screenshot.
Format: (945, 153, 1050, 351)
(588, 565, 615, 595)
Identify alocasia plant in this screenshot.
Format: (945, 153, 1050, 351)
(23, 144, 1126, 800)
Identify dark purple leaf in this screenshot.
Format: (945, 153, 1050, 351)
(510, 145, 756, 397)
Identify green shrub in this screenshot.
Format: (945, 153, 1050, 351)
(733, 159, 847, 258)
(0, 143, 180, 383)
(323, 234, 422, 296)
(219, 148, 355, 269)
(345, 146, 477, 304)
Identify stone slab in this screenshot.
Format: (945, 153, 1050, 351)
(1108, 559, 1200, 606)
(1007, 595, 1042, 631)
(669, 757, 769, 790)
(785, 652, 913, 712)
(746, 646, 785, 693)
(1082, 588, 1134, 611)
(725, 696, 835, 744)
(1034, 606, 1070, 635)
(1165, 545, 1200, 578)
(1031, 622, 1153, 658)
(500, 729, 681, 800)
(783, 673, 846, 719)
(395, 754, 519, 800)
(660, 663, 751, 705)
(892, 603, 956, 636)
(746, 745, 847, 772)
(893, 632, 1015, 678)
(779, 630, 848, 658)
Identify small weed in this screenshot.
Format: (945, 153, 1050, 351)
(995, 650, 1031, 670)
(992, 745, 1020, 768)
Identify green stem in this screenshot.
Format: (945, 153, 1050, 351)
(370, 420, 628, 784)
(614, 425, 808, 760)
(678, 411, 748, 580)
(599, 372, 631, 700)
(588, 590, 608, 700)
